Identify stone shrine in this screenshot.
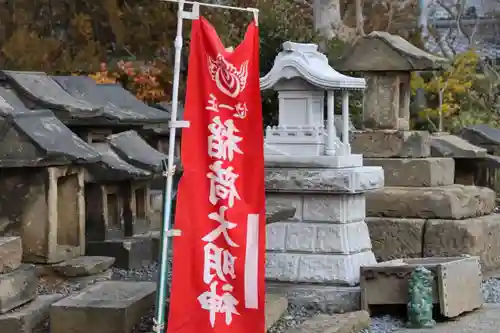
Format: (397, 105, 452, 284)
(338, 32, 499, 270)
(261, 41, 384, 311)
(0, 85, 101, 264)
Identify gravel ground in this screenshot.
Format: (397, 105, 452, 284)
(35, 261, 500, 333)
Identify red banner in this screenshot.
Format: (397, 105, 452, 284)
(168, 17, 266, 333)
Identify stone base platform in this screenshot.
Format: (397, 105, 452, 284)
(267, 282, 361, 313)
(0, 264, 38, 314)
(363, 157, 454, 187)
(264, 154, 363, 168)
(50, 281, 156, 333)
(266, 251, 375, 286)
(86, 238, 152, 269)
(351, 130, 430, 158)
(50, 256, 115, 277)
(286, 312, 370, 333)
(267, 221, 372, 254)
(366, 214, 500, 272)
(265, 166, 384, 194)
(0, 294, 63, 333)
(366, 185, 496, 219)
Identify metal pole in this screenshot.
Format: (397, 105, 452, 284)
(154, 2, 259, 332)
(161, 0, 258, 14)
(154, 0, 186, 332)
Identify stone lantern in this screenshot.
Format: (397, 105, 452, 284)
(261, 42, 384, 311)
(261, 41, 365, 166)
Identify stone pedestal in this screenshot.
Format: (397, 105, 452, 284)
(353, 132, 500, 271)
(265, 161, 383, 310)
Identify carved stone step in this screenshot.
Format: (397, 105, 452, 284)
(363, 157, 455, 187)
(0, 294, 63, 333)
(0, 236, 22, 274)
(284, 312, 370, 333)
(86, 238, 152, 269)
(0, 264, 38, 314)
(50, 281, 156, 333)
(266, 293, 288, 330)
(366, 185, 496, 219)
(50, 256, 115, 277)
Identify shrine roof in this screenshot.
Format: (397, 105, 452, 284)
(93, 84, 171, 123)
(459, 124, 500, 151)
(87, 142, 152, 182)
(337, 31, 449, 72)
(0, 71, 103, 119)
(260, 41, 366, 91)
(52, 76, 171, 125)
(107, 130, 170, 173)
(0, 87, 100, 167)
(142, 101, 184, 137)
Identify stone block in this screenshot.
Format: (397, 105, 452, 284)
(431, 132, 487, 158)
(133, 231, 162, 262)
(66, 269, 113, 288)
(266, 251, 376, 286)
(266, 193, 303, 221)
(50, 281, 156, 333)
(424, 214, 500, 271)
(351, 130, 431, 158)
(266, 221, 372, 254)
(265, 166, 384, 194)
(0, 294, 64, 333)
(265, 293, 288, 330)
(265, 201, 297, 224)
(366, 185, 496, 219)
(363, 157, 455, 187)
(86, 238, 152, 269)
(0, 236, 22, 274)
(0, 264, 38, 314)
(302, 194, 365, 223)
(266, 283, 361, 313)
(51, 256, 115, 277)
(286, 312, 370, 333)
(361, 257, 483, 318)
(366, 218, 426, 261)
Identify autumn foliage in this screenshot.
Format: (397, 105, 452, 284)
(89, 60, 171, 104)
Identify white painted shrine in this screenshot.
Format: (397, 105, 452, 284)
(262, 41, 384, 311)
(261, 41, 365, 167)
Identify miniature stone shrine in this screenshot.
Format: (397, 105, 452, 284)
(338, 31, 447, 131)
(0, 86, 100, 264)
(84, 132, 166, 269)
(261, 41, 384, 311)
(0, 71, 173, 268)
(338, 32, 500, 273)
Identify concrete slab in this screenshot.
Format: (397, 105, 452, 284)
(0, 236, 22, 274)
(363, 158, 454, 187)
(351, 130, 430, 158)
(366, 185, 496, 219)
(266, 293, 288, 330)
(133, 231, 161, 262)
(395, 304, 500, 333)
(50, 281, 156, 333)
(0, 264, 38, 314)
(51, 256, 115, 277)
(285, 312, 370, 333)
(86, 238, 152, 269)
(267, 283, 360, 313)
(0, 294, 63, 333)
